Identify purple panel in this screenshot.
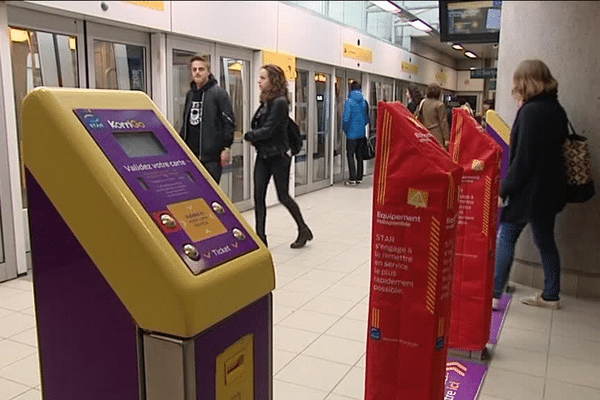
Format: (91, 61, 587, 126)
(445, 357, 488, 400)
(73, 109, 258, 274)
(194, 295, 272, 400)
(489, 294, 512, 345)
(27, 169, 140, 399)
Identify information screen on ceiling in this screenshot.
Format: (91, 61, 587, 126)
(439, 0, 502, 44)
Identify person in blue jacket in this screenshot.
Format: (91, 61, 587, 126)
(342, 81, 370, 186)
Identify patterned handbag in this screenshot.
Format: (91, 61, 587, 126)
(563, 120, 595, 203)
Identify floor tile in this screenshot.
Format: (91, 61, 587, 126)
(343, 301, 369, 321)
(0, 287, 23, 300)
(324, 395, 355, 400)
(273, 289, 316, 309)
(549, 334, 600, 363)
(544, 379, 600, 400)
(0, 340, 37, 370)
(273, 326, 319, 353)
(326, 318, 368, 343)
(0, 292, 34, 312)
(300, 295, 356, 317)
(276, 355, 351, 392)
(480, 367, 544, 400)
(497, 326, 550, 353)
(277, 309, 339, 334)
(0, 313, 36, 339)
(0, 377, 29, 400)
(0, 308, 13, 319)
(8, 329, 37, 348)
(503, 308, 552, 333)
(0, 354, 40, 387)
(547, 355, 600, 389)
(332, 366, 365, 399)
(273, 349, 297, 375)
(303, 335, 365, 366)
(2, 280, 33, 292)
(321, 283, 368, 303)
(282, 278, 333, 297)
(489, 345, 548, 377)
(11, 389, 42, 400)
(273, 380, 328, 400)
(550, 311, 600, 342)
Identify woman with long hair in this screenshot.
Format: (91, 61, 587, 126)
(492, 59, 568, 310)
(244, 64, 313, 248)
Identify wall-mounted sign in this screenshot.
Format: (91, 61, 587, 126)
(436, 71, 449, 84)
(470, 68, 497, 79)
(262, 50, 297, 80)
(126, 1, 165, 11)
(343, 43, 373, 63)
(401, 61, 419, 75)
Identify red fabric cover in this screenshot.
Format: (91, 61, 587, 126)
(448, 108, 503, 350)
(365, 102, 463, 400)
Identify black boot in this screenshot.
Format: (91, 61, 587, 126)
(258, 233, 268, 248)
(290, 226, 313, 249)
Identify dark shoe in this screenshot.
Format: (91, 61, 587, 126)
(356, 180, 362, 184)
(290, 226, 313, 249)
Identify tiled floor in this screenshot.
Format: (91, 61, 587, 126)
(1, 177, 599, 399)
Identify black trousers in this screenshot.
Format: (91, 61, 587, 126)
(253, 154, 306, 239)
(346, 138, 365, 181)
(202, 160, 222, 183)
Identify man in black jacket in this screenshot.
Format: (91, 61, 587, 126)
(180, 54, 235, 183)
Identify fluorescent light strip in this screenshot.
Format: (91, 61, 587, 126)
(371, 1, 400, 12)
(408, 19, 432, 32)
(464, 51, 478, 59)
(452, 44, 464, 50)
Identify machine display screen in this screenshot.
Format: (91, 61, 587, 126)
(113, 131, 167, 158)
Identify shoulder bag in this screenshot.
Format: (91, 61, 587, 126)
(563, 120, 595, 203)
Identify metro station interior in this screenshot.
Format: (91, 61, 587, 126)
(0, 1, 599, 399)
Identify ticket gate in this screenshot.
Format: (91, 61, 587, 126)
(22, 88, 275, 399)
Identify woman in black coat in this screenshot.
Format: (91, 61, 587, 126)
(492, 60, 568, 310)
(244, 64, 313, 248)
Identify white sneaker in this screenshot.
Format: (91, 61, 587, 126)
(492, 298, 501, 310)
(344, 180, 356, 186)
(521, 293, 560, 310)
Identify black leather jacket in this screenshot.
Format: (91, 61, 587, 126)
(244, 96, 290, 159)
(179, 76, 235, 162)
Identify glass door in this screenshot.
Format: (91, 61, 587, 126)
(86, 22, 150, 93)
(216, 45, 253, 211)
(367, 75, 393, 175)
(333, 69, 361, 183)
(6, 6, 86, 278)
(295, 60, 334, 195)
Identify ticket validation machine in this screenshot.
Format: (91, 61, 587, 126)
(22, 88, 275, 400)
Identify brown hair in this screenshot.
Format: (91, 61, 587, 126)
(511, 59, 558, 102)
(189, 54, 211, 73)
(425, 83, 441, 99)
(260, 64, 289, 103)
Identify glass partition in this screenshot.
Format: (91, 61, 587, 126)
(93, 40, 146, 92)
(295, 69, 309, 188)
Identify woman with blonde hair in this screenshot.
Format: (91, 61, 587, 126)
(492, 60, 568, 310)
(244, 64, 313, 248)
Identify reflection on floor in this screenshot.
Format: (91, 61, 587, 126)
(0, 176, 599, 400)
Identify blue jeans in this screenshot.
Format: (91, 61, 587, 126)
(493, 218, 561, 301)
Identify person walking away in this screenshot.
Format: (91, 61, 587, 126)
(492, 59, 568, 310)
(458, 97, 475, 116)
(179, 54, 235, 183)
(481, 99, 495, 128)
(406, 83, 423, 114)
(244, 64, 313, 249)
(417, 84, 450, 150)
(342, 81, 370, 186)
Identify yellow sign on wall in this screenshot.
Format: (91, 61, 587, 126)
(262, 50, 297, 80)
(126, 1, 165, 11)
(343, 43, 373, 63)
(436, 71, 448, 84)
(401, 61, 419, 74)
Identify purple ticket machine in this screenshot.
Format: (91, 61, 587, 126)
(23, 89, 275, 400)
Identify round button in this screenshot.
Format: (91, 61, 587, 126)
(160, 214, 177, 228)
(232, 228, 246, 241)
(183, 244, 200, 260)
(212, 202, 225, 214)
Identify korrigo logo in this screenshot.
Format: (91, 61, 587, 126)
(107, 119, 146, 129)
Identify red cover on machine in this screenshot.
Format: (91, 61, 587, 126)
(365, 102, 463, 400)
(448, 108, 502, 350)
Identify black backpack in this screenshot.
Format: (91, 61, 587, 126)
(287, 117, 302, 156)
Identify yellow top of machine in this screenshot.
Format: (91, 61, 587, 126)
(22, 87, 275, 338)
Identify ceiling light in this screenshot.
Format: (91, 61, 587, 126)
(371, 1, 400, 12)
(452, 44, 464, 50)
(408, 19, 432, 32)
(470, 67, 476, 70)
(464, 51, 478, 59)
